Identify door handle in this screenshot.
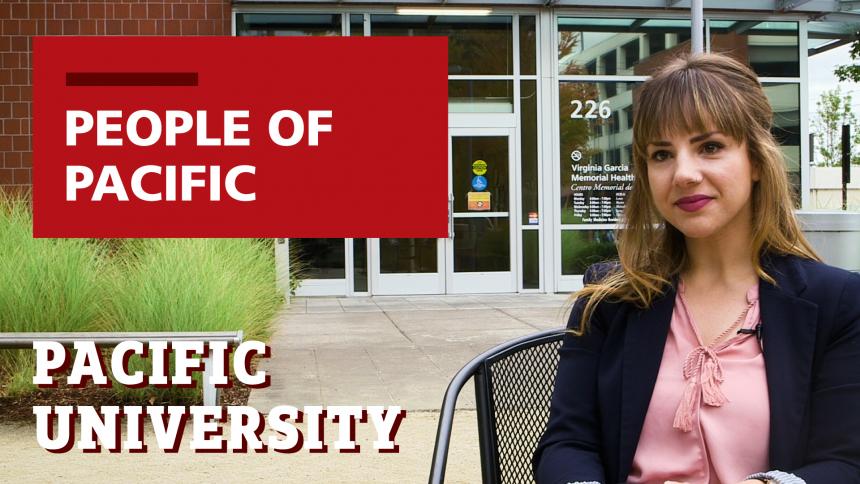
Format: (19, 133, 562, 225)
(448, 193, 454, 239)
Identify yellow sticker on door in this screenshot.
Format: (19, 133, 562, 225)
(472, 160, 488, 176)
(467, 191, 491, 211)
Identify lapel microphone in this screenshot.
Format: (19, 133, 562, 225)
(737, 323, 764, 348)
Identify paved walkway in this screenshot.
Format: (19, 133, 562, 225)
(249, 294, 573, 413)
(0, 294, 576, 483)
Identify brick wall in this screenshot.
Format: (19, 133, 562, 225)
(0, 0, 232, 193)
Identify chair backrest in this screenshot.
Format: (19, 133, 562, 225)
(474, 330, 565, 484)
(429, 328, 565, 484)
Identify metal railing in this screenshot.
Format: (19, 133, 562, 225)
(0, 331, 244, 406)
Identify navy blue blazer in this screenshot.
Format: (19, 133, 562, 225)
(534, 253, 860, 483)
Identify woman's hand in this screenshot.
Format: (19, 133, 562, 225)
(663, 479, 761, 484)
(736, 480, 765, 484)
(664, 480, 763, 484)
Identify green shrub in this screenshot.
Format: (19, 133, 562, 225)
(284, 241, 308, 296)
(0, 194, 283, 402)
(100, 238, 283, 402)
(0, 193, 107, 394)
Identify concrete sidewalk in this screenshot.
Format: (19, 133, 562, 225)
(249, 294, 573, 413)
(0, 294, 576, 484)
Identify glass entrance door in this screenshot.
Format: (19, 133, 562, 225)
(369, 128, 516, 295)
(445, 128, 517, 293)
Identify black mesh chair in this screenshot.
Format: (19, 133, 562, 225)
(429, 328, 566, 484)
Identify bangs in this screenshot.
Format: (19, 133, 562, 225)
(635, 66, 750, 150)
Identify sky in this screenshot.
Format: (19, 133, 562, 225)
(807, 44, 860, 166)
(808, 43, 860, 114)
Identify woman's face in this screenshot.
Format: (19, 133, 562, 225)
(645, 130, 759, 241)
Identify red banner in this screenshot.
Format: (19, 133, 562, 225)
(33, 37, 449, 237)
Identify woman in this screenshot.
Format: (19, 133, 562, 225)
(534, 53, 860, 484)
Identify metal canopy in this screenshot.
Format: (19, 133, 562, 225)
(236, 0, 842, 9)
(234, 0, 860, 52)
(777, 0, 816, 11)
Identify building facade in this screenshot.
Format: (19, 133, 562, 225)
(0, 1, 857, 296)
(244, 4, 856, 296)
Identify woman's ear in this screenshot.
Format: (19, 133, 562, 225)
(745, 141, 761, 183)
(751, 161, 761, 183)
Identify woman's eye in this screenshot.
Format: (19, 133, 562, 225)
(702, 142, 723, 154)
(650, 150, 671, 162)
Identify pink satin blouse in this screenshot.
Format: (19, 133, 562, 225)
(627, 280, 770, 484)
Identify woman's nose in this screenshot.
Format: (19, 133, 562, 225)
(673, 150, 702, 186)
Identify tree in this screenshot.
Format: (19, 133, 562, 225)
(811, 87, 860, 166)
(835, 37, 860, 83)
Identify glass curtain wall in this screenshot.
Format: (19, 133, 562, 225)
(235, 12, 806, 293)
(709, 21, 802, 204)
(237, 12, 540, 293)
(371, 15, 516, 283)
(556, 17, 802, 279)
(372, 14, 541, 292)
(236, 13, 342, 36)
(371, 16, 515, 113)
(557, 18, 692, 275)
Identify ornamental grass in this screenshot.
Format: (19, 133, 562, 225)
(0, 193, 284, 401)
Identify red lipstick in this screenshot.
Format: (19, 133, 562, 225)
(675, 194, 713, 212)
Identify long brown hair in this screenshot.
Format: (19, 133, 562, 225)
(572, 53, 819, 334)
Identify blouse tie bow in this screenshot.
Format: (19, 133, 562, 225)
(672, 345, 728, 432)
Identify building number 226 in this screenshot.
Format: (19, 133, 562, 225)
(570, 100, 611, 119)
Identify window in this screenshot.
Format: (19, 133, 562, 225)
(371, 15, 513, 75)
(559, 81, 641, 225)
(622, 39, 640, 71)
(290, 239, 345, 279)
(236, 14, 342, 36)
(559, 17, 692, 76)
(709, 21, 799, 77)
